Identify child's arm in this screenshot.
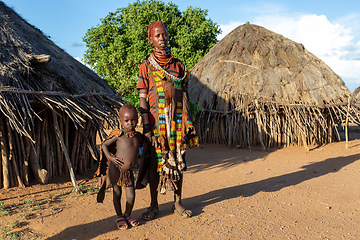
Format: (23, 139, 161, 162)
(102, 136, 124, 167)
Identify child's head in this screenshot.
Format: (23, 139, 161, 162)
(148, 21, 169, 49)
(119, 103, 138, 132)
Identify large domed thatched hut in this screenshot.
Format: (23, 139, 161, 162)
(189, 22, 360, 149)
(352, 86, 360, 101)
(0, 2, 122, 189)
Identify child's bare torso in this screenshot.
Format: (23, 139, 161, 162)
(114, 133, 141, 170)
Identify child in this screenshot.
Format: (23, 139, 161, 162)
(98, 103, 145, 229)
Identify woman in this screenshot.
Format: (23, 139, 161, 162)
(136, 21, 197, 220)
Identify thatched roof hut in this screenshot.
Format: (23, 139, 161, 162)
(0, 2, 122, 189)
(189, 22, 360, 149)
(352, 86, 360, 101)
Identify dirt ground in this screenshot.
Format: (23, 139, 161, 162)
(1, 131, 360, 239)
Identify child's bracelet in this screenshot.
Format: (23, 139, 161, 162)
(108, 155, 112, 161)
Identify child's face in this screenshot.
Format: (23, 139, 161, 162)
(119, 108, 138, 132)
(150, 26, 169, 50)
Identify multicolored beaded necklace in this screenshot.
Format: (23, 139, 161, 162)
(149, 54, 187, 89)
(123, 130, 136, 138)
(152, 53, 173, 65)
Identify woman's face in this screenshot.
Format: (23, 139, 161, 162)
(150, 26, 169, 49)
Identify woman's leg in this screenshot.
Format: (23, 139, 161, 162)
(173, 175, 192, 218)
(142, 145, 160, 220)
(148, 145, 159, 209)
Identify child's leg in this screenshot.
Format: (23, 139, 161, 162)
(124, 183, 139, 226)
(124, 185, 135, 215)
(124, 173, 136, 216)
(112, 184, 123, 217)
(109, 163, 122, 217)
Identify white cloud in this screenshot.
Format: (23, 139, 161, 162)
(217, 21, 243, 40)
(219, 14, 360, 92)
(75, 56, 93, 70)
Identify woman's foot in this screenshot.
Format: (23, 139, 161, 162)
(125, 215, 139, 227)
(141, 207, 159, 221)
(116, 216, 129, 229)
(172, 204, 192, 218)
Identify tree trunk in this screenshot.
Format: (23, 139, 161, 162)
(28, 121, 49, 184)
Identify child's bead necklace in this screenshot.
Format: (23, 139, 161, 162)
(124, 130, 136, 138)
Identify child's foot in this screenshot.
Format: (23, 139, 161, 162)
(125, 215, 139, 227)
(116, 216, 129, 229)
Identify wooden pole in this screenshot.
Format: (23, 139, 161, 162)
(0, 116, 10, 189)
(255, 100, 265, 150)
(57, 116, 64, 175)
(28, 119, 49, 185)
(27, 138, 49, 184)
(52, 111, 81, 194)
(64, 114, 69, 173)
(16, 133, 29, 186)
(6, 120, 25, 188)
(345, 97, 350, 148)
(23, 136, 31, 186)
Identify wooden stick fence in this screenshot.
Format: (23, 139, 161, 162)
(0, 109, 101, 189)
(195, 99, 359, 149)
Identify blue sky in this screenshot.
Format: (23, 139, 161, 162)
(2, 0, 360, 91)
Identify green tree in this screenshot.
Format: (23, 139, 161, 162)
(83, 0, 220, 97)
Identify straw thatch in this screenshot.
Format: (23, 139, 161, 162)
(0, 2, 122, 189)
(189, 22, 360, 149)
(353, 86, 360, 101)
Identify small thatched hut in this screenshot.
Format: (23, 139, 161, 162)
(0, 2, 122, 189)
(189, 22, 360, 149)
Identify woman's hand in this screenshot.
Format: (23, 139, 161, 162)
(151, 135, 158, 146)
(144, 130, 152, 141)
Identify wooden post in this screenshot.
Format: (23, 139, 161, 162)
(6, 120, 25, 188)
(345, 97, 350, 148)
(0, 116, 10, 189)
(255, 100, 265, 150)
(52, 111, 81, 194)
(28, 119, 49, 185)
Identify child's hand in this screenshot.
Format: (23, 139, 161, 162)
(109, 156, 124, 167)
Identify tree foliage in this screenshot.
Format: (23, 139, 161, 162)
(83, 0, 221, 96)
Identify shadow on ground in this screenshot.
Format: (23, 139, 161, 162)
(46, 152, 359, 239)
(186, 153, 359, 216)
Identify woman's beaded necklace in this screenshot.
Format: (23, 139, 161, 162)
(149, 54, 187, 88)
(152, 53, 173, 65)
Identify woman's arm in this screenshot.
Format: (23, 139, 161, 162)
(139, 89, 151, 138)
